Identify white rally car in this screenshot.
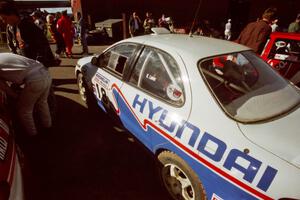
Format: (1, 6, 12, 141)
(75, 28, 300, 200)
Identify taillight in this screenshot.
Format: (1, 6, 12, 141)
(0, 181, 10, 200)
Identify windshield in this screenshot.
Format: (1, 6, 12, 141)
(199, 51, 300, 122)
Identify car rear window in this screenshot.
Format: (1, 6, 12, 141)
(199, 51, 300, 122)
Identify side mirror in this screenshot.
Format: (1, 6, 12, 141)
(91, 56, 98, 66)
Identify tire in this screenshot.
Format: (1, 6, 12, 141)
(77, 73, 99, 113)
(157, 151, 206, 200)
(77, 73, 88, 103)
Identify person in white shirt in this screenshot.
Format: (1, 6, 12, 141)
(224, 19, 232, 40)
(271, 19, 279, 32)
(0, 53, 52, 136)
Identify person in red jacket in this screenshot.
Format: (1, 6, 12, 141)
(56, 10, 74, 58)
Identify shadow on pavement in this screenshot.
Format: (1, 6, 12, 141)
(21, 95, 172, 200)
(52, 78, 77, 86)
(50, 64, 77, 68)
(52, 87, 79, 94)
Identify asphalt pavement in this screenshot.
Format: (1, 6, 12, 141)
(0, 43, 172, 200)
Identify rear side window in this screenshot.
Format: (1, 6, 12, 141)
(129, 47, 184, 106)
(100, 43, 137, 75)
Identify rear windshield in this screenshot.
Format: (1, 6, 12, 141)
(199, 51, 300, 122)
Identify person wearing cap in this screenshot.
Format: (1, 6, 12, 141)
(0, 53, 52, 136)
(236, 7, 277, 54)
(288, 14, 300, 33)
(224, 19, 232, 40)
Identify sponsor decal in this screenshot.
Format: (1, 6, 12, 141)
(110, 84, 277, 200)
(94, 73, 110, 90)
(166, 84, 182, 101)
(131, 93, 277, 199)
(274, 54, 289, 61)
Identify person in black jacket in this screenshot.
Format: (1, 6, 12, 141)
(129, 12, 142, 37)
(0, 1, 60, 67)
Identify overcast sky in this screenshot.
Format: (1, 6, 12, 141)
(40, 7, 72, 14)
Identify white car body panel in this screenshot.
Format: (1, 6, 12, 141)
(239, 108, 300, 167)
(9, 156, 24, 200)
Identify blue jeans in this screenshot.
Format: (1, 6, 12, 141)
(17, 68, 52, 136)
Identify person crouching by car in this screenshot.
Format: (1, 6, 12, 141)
(0, 53, 52, 136)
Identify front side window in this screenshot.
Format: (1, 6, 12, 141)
(200, 51, 300, 122)
(129, 47, 184, 106)
(99, 43, 137, 75)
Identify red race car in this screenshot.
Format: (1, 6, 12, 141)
(261, 32, 300, 87)
(0, 89, 24, 200)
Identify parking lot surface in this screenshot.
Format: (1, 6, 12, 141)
(1, 44, 172, 200)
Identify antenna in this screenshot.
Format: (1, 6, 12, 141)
(189, 0, 203, 37)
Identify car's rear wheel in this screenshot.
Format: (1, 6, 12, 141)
(157, 151, 206, 200)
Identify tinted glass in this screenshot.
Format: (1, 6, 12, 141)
(129, 47, 184, 105)
(200, 51, 300, 122)
(100, 43, 137, 75)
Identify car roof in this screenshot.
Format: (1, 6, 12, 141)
(121, 33, 251, 60)
(270, 32, 300, 40)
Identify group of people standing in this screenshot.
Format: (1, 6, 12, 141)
(128, 11, 173, 37)
(0, 1, 88, 138)
(51, 10, 89, 57)
(44, 9, 89, 58)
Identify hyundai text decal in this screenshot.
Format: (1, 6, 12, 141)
(132, 94, 277, 193)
